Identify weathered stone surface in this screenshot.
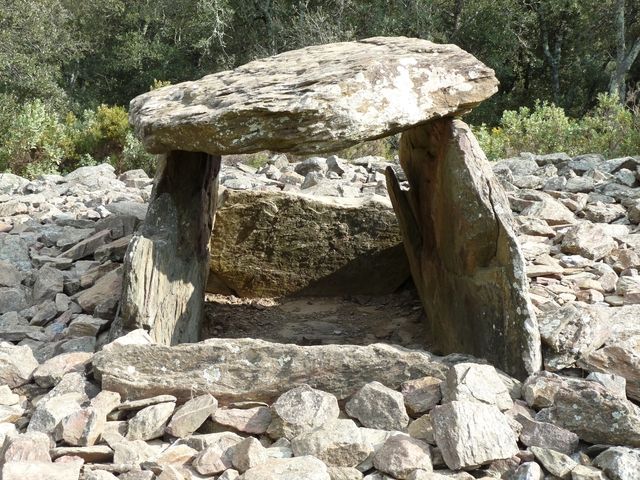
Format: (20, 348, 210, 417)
(516, 415, 579, 455)
(33, 352, 93, 388)
(400, 377, 442, 416)
(92, 339, 447, 404)
(0, 342, 39, 387)
(267, 385, 339, 440)
(593, 447, 640, 480)
(127, 401, 176, 441)
(33, 265, 64, 302)
(208, 189, 409, 297)
(1, 460, 83, 480)
(536, 378, 640, 447)
(51, 445, 114, 463)
(114, 152, 220, 345)
(60, 406, 101, 446)
(327, 466, 364, 480)
(240, 456, 330, 480)
(191, 433, 242, 474)
(166, 394, 217, 438)
(130, 37, 497, 156)
(511, 462, 544, 480)
(431, 400, 518, 470)
(112, 439, 158, 464)
(530, 446, 577, 480)
(27, 392, 84, 438)
(441, 363, 512, 411)
(1, 431, 51, 462)
(213, 406, 271, 434)
(372, 434, 432, 479)
(76, 266, 122, 315)
(386, 118, 540, 379)
(538, 303, 611, 370)
(231, 436, 267, 472)
(561, 223, 617, 260)
(346, 381, 410, 430)
(291, 419, 373, 467)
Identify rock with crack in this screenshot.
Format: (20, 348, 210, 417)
(208, 189, 409, 297)
(386, 118, 540, 378)
(91, 339, 448, 404)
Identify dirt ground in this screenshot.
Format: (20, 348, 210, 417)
(202, 287, 430, 349)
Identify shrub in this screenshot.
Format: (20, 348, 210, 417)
(0, 99, 70, 176)
(474, 94, 640, 160)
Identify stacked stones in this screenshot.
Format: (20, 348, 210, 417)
(2, 327, 640, 479)
(494, 153, 640, 381)
(0, 164, 150, 360)
(0, 156, 640, 479)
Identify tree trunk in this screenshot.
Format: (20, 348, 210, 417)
(609, 0, 640, 102)
(113, 151, 221, 345)
(386, 118, 541, 379)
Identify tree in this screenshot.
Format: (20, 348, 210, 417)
(608, 0, 640, 102)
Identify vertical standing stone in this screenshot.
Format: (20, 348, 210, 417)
(386, 118, 540, 378)
(115, 151, 220, 345)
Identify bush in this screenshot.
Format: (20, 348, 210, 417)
(474, 93, 640, 160)
(0, 99, 71, 176)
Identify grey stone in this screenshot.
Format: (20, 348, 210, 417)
(593, 447, 640, 480)
(213, 406, 271, 434)
(291, 419, 373, 467)
(240, 456, 330, 480)
(431, 400, 518, 470)
(231, 436, 267, 472)
(530, 446, 577, 480)
(0, 286, 28, 314)
(27, 392, 84, 438)
(400, 376, 442, 416)
(268, 385, 339, 440)
(127, 401, 176, 441)
(0, 342, 39, 387)
(191, 432, 242, 474)
(346, 381, 409, 431)
(129, 37, 497, 156)
(92, 339, 448, 405)
(561, 223, 617, 260)
(441, 363, 513, 411)
(372, 434, 432, 479)
(166, 394, 218, 438)
(517, 415, 579, 455)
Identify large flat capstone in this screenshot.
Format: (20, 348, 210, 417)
(92, 339, 448, 404)
(129, 37, 498, 156)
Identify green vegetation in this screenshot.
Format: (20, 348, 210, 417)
(474, 93, 640, 160)
(1, 0, 639, 176)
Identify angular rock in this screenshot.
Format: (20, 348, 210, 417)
(231, 436, 267, 472)
(51, 445, 114, 463)
(130, 37, 497, 156)
(561, 223, 617, 260)
(431, 400, 518, 470)
(521, 198, 576, 225)
(32, 265, 64, 302)
(530, 446, 577, 480)
(372, 434, 432, 479)
(213, 406, 271, 434)
(166, 394, 217, 438)
(191, 434, 241, 475)
(208, 189, 409, 297)
(127, 401, 176, 441)
(580, 339, 640, 401)
(58, 229, 111, 260)
(75, 266, 122, 314)
(267, 385, 339, 440)
(27, 392, 84, 438)
(536, 378, 640, 447)
(92, 339, 448, 404)
(511, 462, 544, 480)
(328, 466, 364, 480)
(0, 342, 39, 387)
(291, 419, 373, 467)
(1, 431, 51, 462)
(60, 406, 102, 446)
(400, 377, 442, 416)
(386, 118, 540, 379)
(538, 303, 611, 370)
(33, 352, 93, 388)
(441, 363, 512, 411)
(112, 439, 158, 465)
(240, 456, 330, 480)
(1, 460, 82, 480)
(0, 287, 28, 314)
(517, 415, 579, 455)
(593, 447, 640, 480)
(346, 381, 409, 431)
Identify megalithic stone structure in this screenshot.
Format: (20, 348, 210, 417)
(117, 36, 541, 378)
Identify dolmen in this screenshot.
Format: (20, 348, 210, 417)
(113, 36, 541, 379)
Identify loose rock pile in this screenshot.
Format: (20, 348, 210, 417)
(0, 152, 640, 480)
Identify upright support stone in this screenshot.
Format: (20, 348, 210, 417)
(386, 118, 541, 378)
(114, 151, 220, 345)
